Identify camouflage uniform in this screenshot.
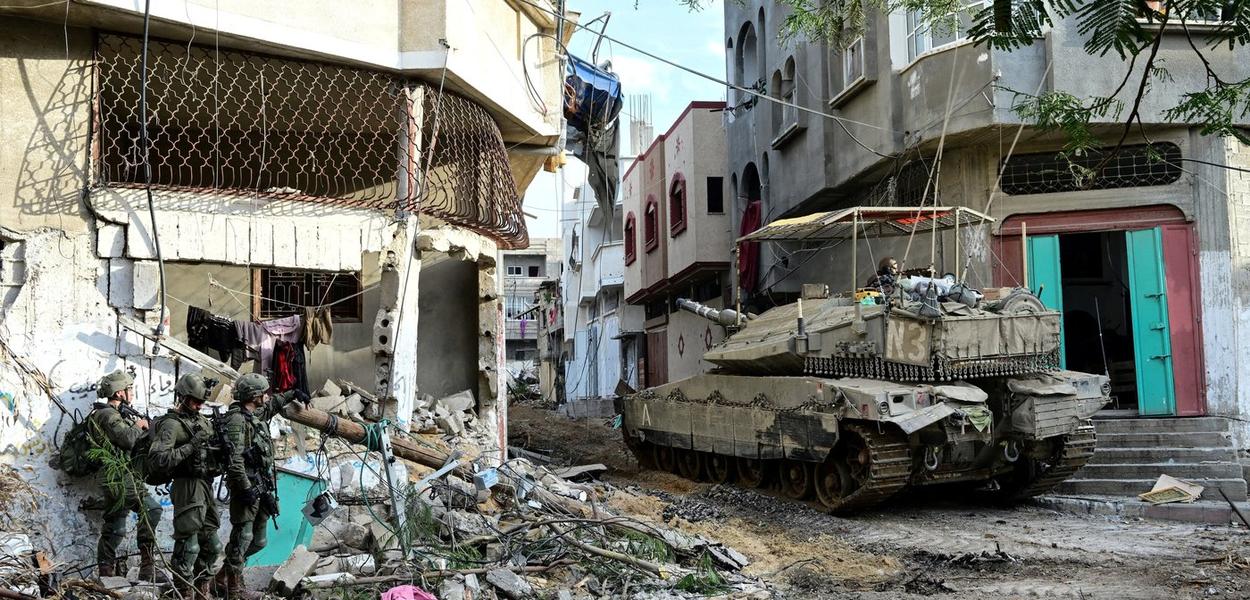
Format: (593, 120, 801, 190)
(148, 375, 221, 590)
(87, 372, 162, 578)
(215, 374, 302, 599)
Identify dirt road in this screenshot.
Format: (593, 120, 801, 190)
(510, 406, 1250, 599)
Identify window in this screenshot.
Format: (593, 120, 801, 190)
(528, 265, 541, 277)
(506, 265, 523, 276)
(707, 177, 724, 214)
(906, 1, 989, 62)
(624, 212, 637, 265)
(644, 196, 660, 252)
(644, 299, 667, 320)
(1000, 143, 1183, 195)
(257, 269, 362, 322)
(780, 57, 798, 128)
(505, 294, 530, 318)
(1142, 1, 1234, 21)
(669, 173, 688, 236)
(735, 22, 759, 110)
(843, 37, 865, 86)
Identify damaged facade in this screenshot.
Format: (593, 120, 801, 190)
(717, 1, 1250, 501)
(0, 0, 566, 568)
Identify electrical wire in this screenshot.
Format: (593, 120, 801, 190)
(516, 0, 894, 158)
(139, 0, 169, 337)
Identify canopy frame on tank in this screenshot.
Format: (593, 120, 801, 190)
(733, 206, 996, 306)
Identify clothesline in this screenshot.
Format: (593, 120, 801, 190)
(208, 276, 381, 311)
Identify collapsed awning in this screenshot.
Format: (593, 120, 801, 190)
(737, 206, 995, 243)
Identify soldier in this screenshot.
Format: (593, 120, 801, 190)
(87, 370, 167, 582)
(213, 374, 308, 599)
(148, 374, 222, 598)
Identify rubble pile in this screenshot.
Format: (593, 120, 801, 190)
(286, 456, 769, 599)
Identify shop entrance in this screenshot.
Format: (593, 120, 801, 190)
(996, 206, 1205, 417)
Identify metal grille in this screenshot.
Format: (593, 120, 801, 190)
(95, 33, 528, 248)
(258, 269, 362, 322)
(1000, 143, 1183, 195)
(413, 89, 528, 249)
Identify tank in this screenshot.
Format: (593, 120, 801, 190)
(621, 284, 1109, 512)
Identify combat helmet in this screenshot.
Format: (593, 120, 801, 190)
(232, 373, 270, 402)
(96, 370, 134, 399)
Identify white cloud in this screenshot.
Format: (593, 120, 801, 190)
(705, 39, 726, 59)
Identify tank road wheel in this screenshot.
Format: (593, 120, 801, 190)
(706, 454, 735, 484)
(653, 445, 677, 473)
(676, 449, 703, 481)
(780, 460, 815, 500)
(737, 457, 768, 488)
(815, 460, 854, 509)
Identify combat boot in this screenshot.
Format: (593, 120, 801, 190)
(211, 566, 229, 596)
(96, 563, 115, 579)
(137, 546, 172, 584)
(194, 577, 215, 600)
(226, 571, 262, 600)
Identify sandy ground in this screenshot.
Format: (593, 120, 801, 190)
(510, 406, 1250, 599)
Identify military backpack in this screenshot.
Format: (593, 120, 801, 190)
(54, 415, 102, 477)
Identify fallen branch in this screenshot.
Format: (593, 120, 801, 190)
(549, 524, 664, 577)
(302, 560, 576, 589)
(0, 589, 37, 600)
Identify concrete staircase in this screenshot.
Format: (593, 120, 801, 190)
(1056, 417, 1248, 502)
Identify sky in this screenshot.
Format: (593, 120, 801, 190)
(522, 0, 728, 239)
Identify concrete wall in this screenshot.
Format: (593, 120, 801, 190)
(665, 106, 733, 275)
(0, 18, 93, 235)
(664, 297, 728, 383)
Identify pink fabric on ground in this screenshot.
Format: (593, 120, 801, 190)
(380, 585, 437, 600)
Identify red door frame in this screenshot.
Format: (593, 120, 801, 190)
(994, 205, 1206, 416)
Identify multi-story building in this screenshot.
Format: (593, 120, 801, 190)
(0, 0, 568, 561)
(560, 183, 635, 416)
(722, 1, 1250, 502)
(622, 102, 733, 387)
(502, 238, 563, 376)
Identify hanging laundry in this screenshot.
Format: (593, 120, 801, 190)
(186, 305, 242, 362)
(236, 314, 302, 375)
(303, 306, 333, 350)
(273, 340, 309, 396)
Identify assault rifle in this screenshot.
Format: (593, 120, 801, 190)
(242, 445, 280, 529)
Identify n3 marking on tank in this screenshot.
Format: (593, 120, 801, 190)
(885, 318, 931, 366)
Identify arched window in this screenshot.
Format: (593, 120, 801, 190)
(624, 212, 637, 265)
(669, 173, 687, 236)
(736, 22, 758, 93)
(644, 195, 659, 252)
(781, 56, 797, 127)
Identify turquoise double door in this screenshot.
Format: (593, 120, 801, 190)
(1027, 228, 1176, 416)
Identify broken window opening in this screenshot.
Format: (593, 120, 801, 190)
(1000, 143, 1183, 195)
(255, 268, 363, 322)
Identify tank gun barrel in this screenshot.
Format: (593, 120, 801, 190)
(676, 298, 751, 327)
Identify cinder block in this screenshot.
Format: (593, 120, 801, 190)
(96, 224, 125, 258)
(338, 226, 363, 271)
(249, 220, 274, 265)
(108, 259, 134, 308)
(223, 216, 250, 263)
(174, 212, 204, 260)
(132, 261, 161, 310)
(272, 221, 297, 267)
(294, 223, 320, 269)
(126, 222, 157, 259)
(372, 309, 397, 355)
(201, 213, 227, 262)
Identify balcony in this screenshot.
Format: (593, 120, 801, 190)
(595, 242, 625, 288)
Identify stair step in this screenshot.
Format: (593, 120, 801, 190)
(1093, 417, 1231, 434)
(1073, 462, 1245, 480)
(1089, 447, 1240, 464)
(1096, 431, 1231, 448)
(1055, 478, 1248, 502)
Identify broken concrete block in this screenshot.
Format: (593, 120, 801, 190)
(269, 544, 318, 595)
(312, 394, 346, 413)
(108, 259, 134, 308)
(435, 389, 475, 413)
(435, 411, 464, 436)
(372, 309, 397, 355)
(464, 573, 481, 597)
(97, 224, 125, 258)
(486, 568, 533, 599)
(338, 522, 371, 551)
(132, 261, 161, 310)
(100, 576, 130, 590)
(438, 577, 467, 600)
(318, 379, 343, 398)
(369, 520, 400, 554)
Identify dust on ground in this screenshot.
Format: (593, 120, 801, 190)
(511, 407, 1250, 599)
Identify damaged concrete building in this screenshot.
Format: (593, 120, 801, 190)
(0, 0, 569, 565)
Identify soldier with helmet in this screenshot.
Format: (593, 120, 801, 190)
(87, 370, 166, 582)
(213, 373, 308, 599)
(147, 373, 224, 598)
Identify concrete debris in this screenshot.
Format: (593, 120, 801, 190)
(269, 544, 319, 595)
(486, 567, 534, 599)
(553, 463, 608, 481)
(437, 577, 466, 600)
(1140, 474, 1205, 504)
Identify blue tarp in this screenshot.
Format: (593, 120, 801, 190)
(564, 54, 622, 132)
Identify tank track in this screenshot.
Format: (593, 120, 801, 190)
(824, 422, 912, 512)
(1007, 420, 1097, 499)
